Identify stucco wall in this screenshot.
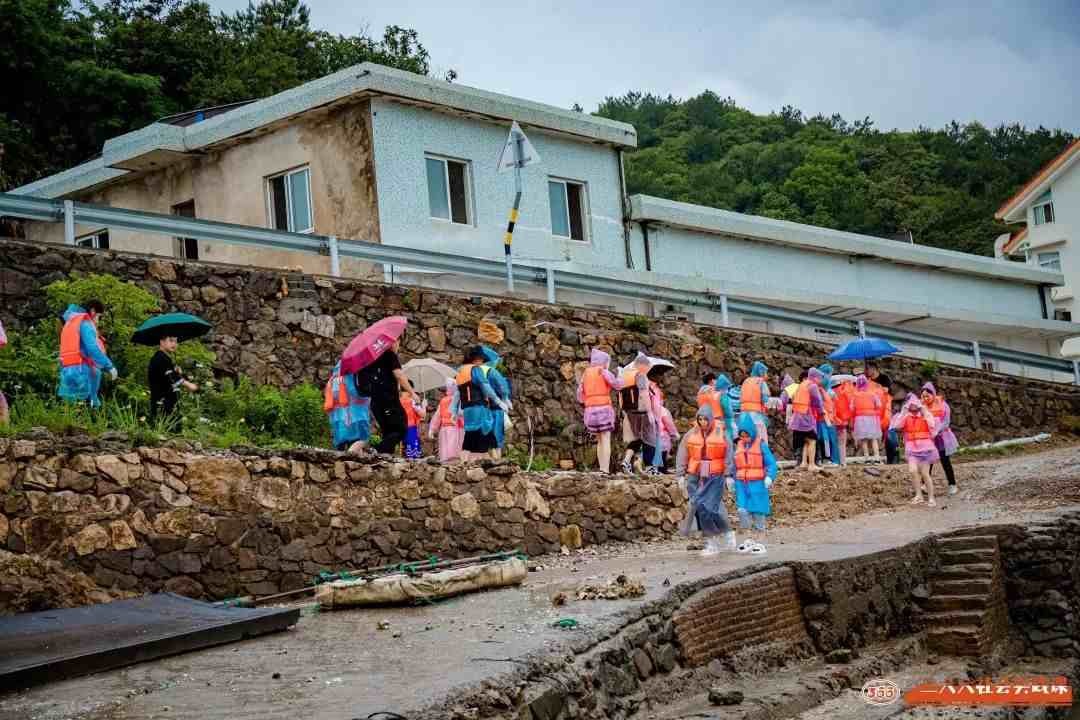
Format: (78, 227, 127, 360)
(24, 101, 383, 278)
(368, 98, 628, 268)
(1028, 165, 1079, 319)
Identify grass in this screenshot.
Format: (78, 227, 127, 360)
(621, 315, 651, 334)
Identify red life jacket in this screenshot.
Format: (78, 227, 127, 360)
(582, 366, 613, 408)
(740, 377, 763, 413)
(438, 395, 456, 425)
(791, 380, 812, 415)
(852, 389, 878, 417)
(59, 314, 106, 368)
(735, 438, 765, 481)
(928, 396, 947, 421)
(685, 426, 728, 476)
(697, 387, 722, 417)
(903, 415, 932, 442)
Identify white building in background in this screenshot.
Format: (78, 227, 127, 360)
(6, 63, 1077, 381)
(995, 139, 1080, 324)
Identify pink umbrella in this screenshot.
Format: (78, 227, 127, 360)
(340, 316, 408, 374)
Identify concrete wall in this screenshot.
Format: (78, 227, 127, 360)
(24, 101, 383, 278)
(1025, 166, 1079, 320)
(369, 98, 628, 268)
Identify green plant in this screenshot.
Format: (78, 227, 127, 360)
(622, 315, 651, 334)
(280, 384, 327, 446)
(505, 445, 554, 471)
(510, 308, 530, 323)
(401, 290, 417, 310)
(712, 333, 727, 351)
(0, 322, 59, 397)
(549, 416, 568, 433)
(918, 360, 941, 380)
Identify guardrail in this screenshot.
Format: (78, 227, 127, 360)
(2, 192, 1078, 384)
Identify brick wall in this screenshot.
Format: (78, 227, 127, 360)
(673, 567, 810, 666)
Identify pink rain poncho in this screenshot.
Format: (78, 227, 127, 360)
(921, 382, 959, 456)
(890, 394, 940, 465)
(851, 374, 883, 442)
(428, 379, 464, 462)
(577, 348, 621, 434)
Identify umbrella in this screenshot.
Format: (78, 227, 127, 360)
(827, 337, 900, 362)
(402, 358, 456, 394)
(132, 313, 212, 346)
(618, 356, 675, 375)
(340, 316, 408, 374)
(830, 373, 857, 387)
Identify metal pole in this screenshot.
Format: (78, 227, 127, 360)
(328, 235, 340, 277)
(972, 340, 981, 370)
(1073, 360, 1079, 386)
(720, 294, 729, 327)
(63, 200, 75, 245)
(546, 265, 556, 304)
(501, 133, 524, 294)
(857, 320, 866, 339)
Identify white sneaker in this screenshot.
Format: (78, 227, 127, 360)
(737, 541, 753, 554)
(948, 485, 958, 496)
(750, 542, 768, 555)
(621, 459, 633, 475)
(723, 532, 737, 552)
(700, 538, 720, 557)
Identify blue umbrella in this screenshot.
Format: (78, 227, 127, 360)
(828, 337, 901, 361)
(132, 313, 212, 346)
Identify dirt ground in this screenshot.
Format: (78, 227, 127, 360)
(2, 443, 1079, 720)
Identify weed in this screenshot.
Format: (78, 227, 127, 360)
(510, 308, 530, 323)
(622, 315, 651, 334)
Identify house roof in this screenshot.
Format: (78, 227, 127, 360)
(996, 139, 1080, 223)
(1001, 226, 1028, 256)
(630, 194, 1064, 287)
(10, 63, 637, 199)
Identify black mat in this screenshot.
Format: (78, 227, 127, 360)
(0, 593, 299, 692)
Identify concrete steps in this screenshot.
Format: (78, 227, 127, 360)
(923, 534, 1009, 658)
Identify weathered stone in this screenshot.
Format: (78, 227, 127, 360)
(465, 467, 487, 482)
(308, 465, 330, 484)
(450, 493, 480, 519)
(95, 455, 131, 485)
(632, 648, 654, 679)
(109, 520, 137, 550)
(58, 469, 95, 492)
(71, 524, 111, 556)
(50, 491, 81, 513)
(825, 648, 853, 664)
(12, 440, 36, 459)
(216, 517, 247, 545)
(559, 524, 583, 549)
(300, 311, 335, 338)
(147, 259, 177, 282)
(427, 326, 447, 352)
(477, 319, 504, 345)
(651, 643, 677, 673)
(597, 662, 638, 696)
(708, 689, 744, 706)
(254, 477, 293, 510)
(395, 480, 421, 501)
(524, 487, 551, 518)
(164, 576, 205, 598)
(643, 507, 664, 526)
(0, 514, 9, 543)
(494, 491, 515, 509)
(160, 483, 193, 508)
(184, 457, 251, 510)
(23, 466, 58, 490)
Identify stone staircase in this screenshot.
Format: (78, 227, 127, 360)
(921, 533, 1009, 657)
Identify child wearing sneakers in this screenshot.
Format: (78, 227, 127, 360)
(729, 414, 778, 555)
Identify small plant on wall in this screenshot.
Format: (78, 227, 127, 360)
(622, 315, 651, 334)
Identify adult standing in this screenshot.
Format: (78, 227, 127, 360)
(851, 374, 883, 459)
(739, 361, 771, 444)
(355, 338, 418, 455)
(619, 352, 657, 475)
(921, 382, 960, 495)
(481, 346, 512, 459)
(456, 346, 507, 461)
(782, 367, 825, 472)
(58, 300, 116, 408)
(148, 335, 198, 424)
(324, 361, 372, 452)
(867, 362, 898, 464)
(676, 405, 737, 556)
(577, 348, 622, 473)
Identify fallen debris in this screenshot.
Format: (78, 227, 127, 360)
(708, 688, 744, 706)
(575, 574, 645, 601)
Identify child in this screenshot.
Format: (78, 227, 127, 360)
(324, 362, 371, 453)
(832, 376, 856, 466)
(400, 390, 427, 460)
(428, 379, 464, 463)
(658, 405, 680, 472)
(851, 374, 883, 459)
(921, 383, 959, 495)
(730, 414, 778, 554)
(676, 405, 737, 556)
(577, 348, 621, 473)
(890, 394, 940, 506)
(782, 367, 825, 473)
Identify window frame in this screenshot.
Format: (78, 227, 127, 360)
(75, 229, 109, 250)
(1032, 191, 1055, 226)
(1037, 251, 1061, 271)
(547, 177, 590, 242)
(266, 165, 314, 234)
(424, 154, 473, 226)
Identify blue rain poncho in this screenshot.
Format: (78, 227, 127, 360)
(57, 305, 115, 408)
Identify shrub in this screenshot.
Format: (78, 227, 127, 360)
(510, 308, 530, 323)
(622, 315, 651, 334)
(918, 360, 941, 380)
(280, 384, 327, 446)
(0, 322, 59, 397)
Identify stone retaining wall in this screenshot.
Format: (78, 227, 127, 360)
(3, 239, 1079, 462)
(0, 434, 686, 605)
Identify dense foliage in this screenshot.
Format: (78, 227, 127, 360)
(0, 0, 430, 190)
(0, 273, 328, 447)
(596, 92, 1075, 255)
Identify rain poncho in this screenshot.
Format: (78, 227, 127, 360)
(739, 361, 771, 442)
(713, 374, 737, 441)
(577, 349, 620, 433)
(325, 362, 371, 449)
(890, 393, 940, 464)
(460, 364, 500, 435)
(481, 346, 511, 449)
(921, 382, 958, 456)
(676, 405, 733, 538)
(733, 414, 778, 517)
(780, 368, 824, 433)
(57, 304, 115, 408)
(816, 364, 839, 463)
(429, 379, 463, 462)
(621, 352, 662, 461)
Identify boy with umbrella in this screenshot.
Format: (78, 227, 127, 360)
(133, 313, 210, 423)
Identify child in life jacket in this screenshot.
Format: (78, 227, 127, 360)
(676, 405, 737, 556)
(850, 374, 883, 459)
(577, 348, 622, 473)
(400, 390, 428, 460)
(920, 382, 959, 496)
(890, 394, 940, 506)
(428, 379, 464, 462)
(729, 414, 778, 555)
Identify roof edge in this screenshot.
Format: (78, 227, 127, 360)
(995, 139, 1080, 221)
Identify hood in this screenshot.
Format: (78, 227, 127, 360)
(444, 378, 456, 394)
(590, 348, 611, 368)
(696, 404, 714, 422)
(632, 351, 650, 369)
(715, 373, 731, 391)
(856, 374, 869, 390)
(480, 346, 500, 367)
(808, 367, 824, 382)
(921, 382, 937, 396)
(905, 393, 922, 412)
(749, 361, 768, 378)
(63, 304, 87, 322)
(736, 414, 758, 442)
(817, 363, 833, 377)
(780, 373, 794, 389)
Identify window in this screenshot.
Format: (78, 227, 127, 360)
(1032, 190, 1055, 226)
(75, 230, 109, 249)
(425, 156, 470, 224)
(172, 200, 199, 260)
(267, 167, 313, 233)
(1037, 251, 1061, 271)
(548, 179, 587, 241)
(1055, 309, 1073, 322)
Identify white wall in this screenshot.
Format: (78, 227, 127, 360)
(369, 99, 629, 269)
(1026, 165, 1079, 320)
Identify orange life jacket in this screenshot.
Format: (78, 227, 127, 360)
(874, 382, 892, 429)
(791, 380, 812, 415)
(59, 314, 105, 368)
(456, 364, 491, 408)
(852, 389, 878, 417)
(740, 377, 763, 413)
(438, 395, 456, 426)
(735, 438, 765, 481)
(400, 393, 421, 427)
(685, 426, 728, 476)
(903, 414, 932, 442)
(834, 383, 855, 424)
(696, 387, 722, 417)
(323, 371, 350, 413)
(822, 391, 836, 425)
(582, 366, 613, 408)
(928, 396, 947, 421)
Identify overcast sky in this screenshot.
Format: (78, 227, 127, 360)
(211, 0, 1079, 132)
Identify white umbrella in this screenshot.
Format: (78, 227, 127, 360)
(402, 358, 456, 394)
(618, 356, 675, 375)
